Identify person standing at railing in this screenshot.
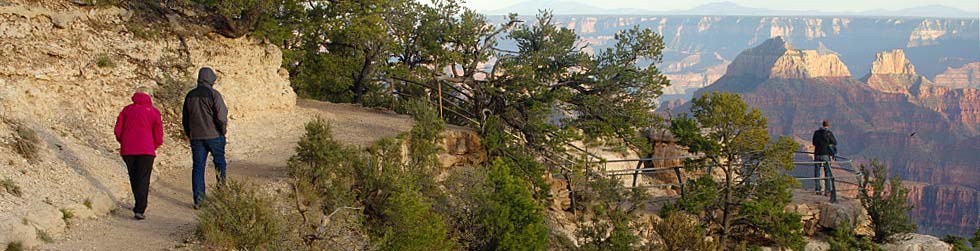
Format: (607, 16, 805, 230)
(811, 120, 838, 194)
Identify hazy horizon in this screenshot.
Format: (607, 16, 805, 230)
(460, 0, 979, 14)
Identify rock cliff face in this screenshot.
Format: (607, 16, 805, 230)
(910, 85, 980, 135)
(862, 49, 929, 94)
(0, 1, 295, 248)
(493, 15, 980, 103)
(906, 182, 980, 236)
(724, 37, 851, 80)
(669, 37, 980, 237)
(869, 49, 917, 75)
(770, 49, 852, 79)
(933, 62, 980, 89)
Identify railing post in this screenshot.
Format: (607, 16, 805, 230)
(437, 81, 444, 119)
(631, 161, 642, 188)
(828, 161, 838, 202)
(564, 172, 576, 215)
(830, 176, 838, 203)
(674, 166, 685, 198)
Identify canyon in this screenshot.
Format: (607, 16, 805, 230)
(663, 36, 979, 237)
(493, 15, 979, 103)
(493, 13, 980, 237)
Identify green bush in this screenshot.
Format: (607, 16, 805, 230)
(288, 118, 362, 215)
(197, 179, 284, 250)
(971, 227, 979, 249)
(440, 165, 491, 249)
(95, 54, 114, 68)
(478, 158, 549, 251)
(828, 221, 880, 251)
(1, 178, 22, 197)
(376, 185, 455, 251)
(288, 117, 456, 249)
(651, 212, 720, 251)
(942, 235, 970, 251)
(13, 124, 40, 162)
(575, 174, 646, 251)
(858, 160, 916, 243)
(185, 0, 287, 38)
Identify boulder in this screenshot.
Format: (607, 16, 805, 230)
(23, 203, 66, 238)
(880, 233, 952, 251)
(0, 217, 39, 249)
(817, 199, 872, 235)
(785, 202, 821, 235)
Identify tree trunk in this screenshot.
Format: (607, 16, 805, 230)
(353, 49, 375, 103)
(720, 163, 733, 249)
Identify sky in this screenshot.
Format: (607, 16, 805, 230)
(459, 0, 979, 13)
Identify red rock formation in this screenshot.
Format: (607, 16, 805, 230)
(932, 62, 980, 89)
(905, 182, 980, 236)
(860, 49, 979, 135)
(862, 49, 928, 94)
(723, 36, 852, 80)
(910, 85, 980, 136)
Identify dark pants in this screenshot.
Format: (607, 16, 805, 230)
(191, 136, 227, 205)
(123, 155, 155, 214)
(814, 154, 833, 192)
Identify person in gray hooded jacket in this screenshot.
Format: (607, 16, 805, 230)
(182, 67, 228, 208)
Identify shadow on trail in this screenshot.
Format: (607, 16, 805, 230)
(39, 128, 123, 204)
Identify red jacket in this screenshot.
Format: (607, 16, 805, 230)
(114, 92, 164, 156)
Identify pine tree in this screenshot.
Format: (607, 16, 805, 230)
(669, 92, 804, 250)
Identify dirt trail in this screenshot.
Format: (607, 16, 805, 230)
(42, 100, 414, 251)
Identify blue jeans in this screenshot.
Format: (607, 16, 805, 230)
(191, 136, 227, 205)
(814, 155, 833, 192)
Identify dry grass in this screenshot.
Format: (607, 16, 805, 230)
(1, 177, 22, 197)
(96, 54, 115, 68)
(13, 124, 40, 162)
(5, 242, 23, 251)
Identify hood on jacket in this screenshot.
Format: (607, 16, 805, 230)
(132, 92, 152, 105)
(197, 67, 217, 87)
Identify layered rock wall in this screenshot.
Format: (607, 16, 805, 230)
(933, 62, 980, 89)
(769, 50, 851, 79)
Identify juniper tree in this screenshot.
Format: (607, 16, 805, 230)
(858, 160, 917, 243)
(668, 92, 804, 250)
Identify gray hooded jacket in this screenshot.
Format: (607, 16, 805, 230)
(182, 67, 228, 140)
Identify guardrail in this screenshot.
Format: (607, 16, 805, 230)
(595, 152, 863, 203)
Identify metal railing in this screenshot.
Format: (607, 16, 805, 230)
(595, 151, 863, 203)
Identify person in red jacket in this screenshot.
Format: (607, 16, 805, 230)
(114, 90, 164, 220)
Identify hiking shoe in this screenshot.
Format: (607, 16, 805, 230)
(193, 204, 200, 210)
(134, 213, 146, 220)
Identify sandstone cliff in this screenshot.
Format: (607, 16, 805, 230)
(723, 37, 851, 80)
(862, 49, 929, 94)
(933, 62, 980, 89)
(0, 1, 295, 248)
(770, 50, 852, 79)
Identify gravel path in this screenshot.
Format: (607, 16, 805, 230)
(42, 100, 414, 250)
